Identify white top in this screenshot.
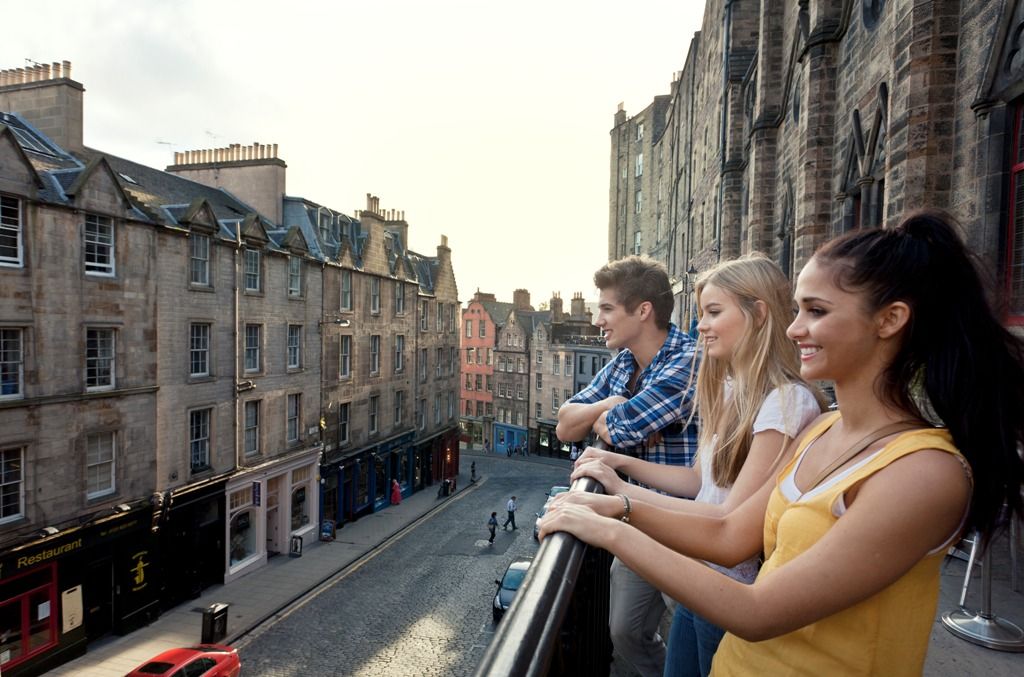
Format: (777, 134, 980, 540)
(695, 383, 822, 582)
(506, 498, 516, 512)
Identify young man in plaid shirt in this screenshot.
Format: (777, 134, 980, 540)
(557, 255, 699, 677)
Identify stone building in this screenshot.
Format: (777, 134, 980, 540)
(493, 290, 540, 455)
(0, 61, 459, 675)
(459, 291, 512, 450)
(529, 293, 610, 456)
(611, 1, 1024, 334)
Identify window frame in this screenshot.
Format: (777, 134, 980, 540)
(244, 248, 262, 292)
(244, 324, 261, 373)
(339, 335, 352, 379)
(287, 324, 303, 370)
(370, 335, 381, 375)
(190, 233, 210, 286)
(85, 327, 116, 391)
(84, 213, 115, 277)
(340, 269, 353, 311)
(244, 400, 261, 456)
(0, 193, 24, 267)
(338, 402, 350, 444)
(189, 323, 211, 378)
(370, 277, 381, 314)
(0, 445, 24, 524)
(287, 256, 303, 298)
(286, 393, 301, 443)
(0, 327, 24, 400)
(189, 407, 212, 471)
(394, 335, 405, 372)
(85, 431, 116, 499)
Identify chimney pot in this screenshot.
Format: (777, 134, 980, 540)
(63, 60, 71, 79)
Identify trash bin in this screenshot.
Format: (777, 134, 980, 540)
(201, 602, 229, 643)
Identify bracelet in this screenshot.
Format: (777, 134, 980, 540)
(617, 493, 631, 523)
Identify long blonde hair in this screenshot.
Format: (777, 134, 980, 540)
(694, 254, 826, 486)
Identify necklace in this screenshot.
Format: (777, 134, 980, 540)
(797, 419, 921, 498)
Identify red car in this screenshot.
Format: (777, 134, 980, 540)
(125, 644, 240, 676)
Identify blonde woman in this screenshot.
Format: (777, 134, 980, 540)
(571, 254, 824, 676)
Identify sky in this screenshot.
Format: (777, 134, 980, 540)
(4, 0, 705, 306)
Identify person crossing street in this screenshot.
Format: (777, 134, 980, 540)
(502, 496, 518, 530)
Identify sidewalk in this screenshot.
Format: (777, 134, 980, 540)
(49, 476, 474, 676)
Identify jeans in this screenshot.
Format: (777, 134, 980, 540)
(664, 604, 726, 677)
(609, 557, 675, 677)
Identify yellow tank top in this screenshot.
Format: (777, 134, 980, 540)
(711, 413, 967, 676)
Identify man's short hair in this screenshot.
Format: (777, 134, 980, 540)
(593, 256, 673, 329)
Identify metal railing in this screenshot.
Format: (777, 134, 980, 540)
(474, 475, 613, 677)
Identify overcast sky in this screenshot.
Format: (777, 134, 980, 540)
(4, 0, 705, 306)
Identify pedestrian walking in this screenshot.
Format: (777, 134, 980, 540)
(471, 461, 477, 483)
(390, 479, 401, 505)
(487, 511, 498, 544)
(502, 496, 518, 530)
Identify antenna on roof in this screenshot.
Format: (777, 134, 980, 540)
(24, 58, 44, 67)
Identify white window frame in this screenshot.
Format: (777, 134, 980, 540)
(369, 395, 379, 434)
(244, 324, 261, 373)
(0, 194, 23, 267)
(420, 348, 428, 383)
(370, 277, 381, 314)
(0, 446, 24, 523)
(287, 393, 301, 443)
(84, 213, 115, 277)
(190, 233, 210, 286)
(394, 281, 405, 315)
(190, 323, 210, 377)
(85, 327, 115, 391)
(338, 402, 350, 444)
(436, 302, 443, 331)
(394, 335, 405, 372)
(288, 256, 303, 297)
(434, 393, 441, 424)
(420, 300, 429, 330)
(244, 400, 261, 456)
(189, 408, 212, 471)
(370, 335, 381, 375)
(340, 335, 351, 378)
(394, 389, 404, 425)
(86, 431, 115, 499)
(287, 324, 303, 369)
(244, 248, 261, 292)
(0, 328, 24, 399)
(340, 269, 352, 310)
(635, 153, 643, 177)
(435, 347, 443, 378)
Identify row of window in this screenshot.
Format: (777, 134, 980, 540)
(464, 347, 494, 366)
(463, 374, 493, 392)
(495, 383, 525, 400)
(494, 408, 525, 426)
(464, 399, 494, 418)
(1, 327, 118, 396)
(463, 317, 489, 338)
(339, 337, 457, 381)
(0, 434, 117, 524)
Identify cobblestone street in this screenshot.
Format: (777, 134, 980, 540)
(235, 454, 570, 676)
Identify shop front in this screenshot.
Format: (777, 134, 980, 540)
(156, 477, 227, 610)
(493, 422, 527, 455)
(223, 448, 320, 584)
(0, 505, 158, 676)
(320, 432, 416, 529)
(533, 418, 564, 458)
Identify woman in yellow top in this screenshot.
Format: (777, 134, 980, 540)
(540, 210, 1024, 675)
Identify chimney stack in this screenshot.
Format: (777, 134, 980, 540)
(0, 59, 83, 152)
(550, 293, 564, 322)
(166, 141, 287, 224)
(513, 289, 533, 312)
(570, 292, 587, 320)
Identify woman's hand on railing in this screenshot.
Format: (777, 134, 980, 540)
(575, 445, 624, 469)
(571, 458, 626, 494)
(536, 496, 624, 549)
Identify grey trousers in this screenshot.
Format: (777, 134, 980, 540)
(609, 556, 676, 677)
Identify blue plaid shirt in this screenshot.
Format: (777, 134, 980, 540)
(569, 323, 698, 468)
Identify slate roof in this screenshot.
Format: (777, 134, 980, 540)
(479, 301, 514, 327)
